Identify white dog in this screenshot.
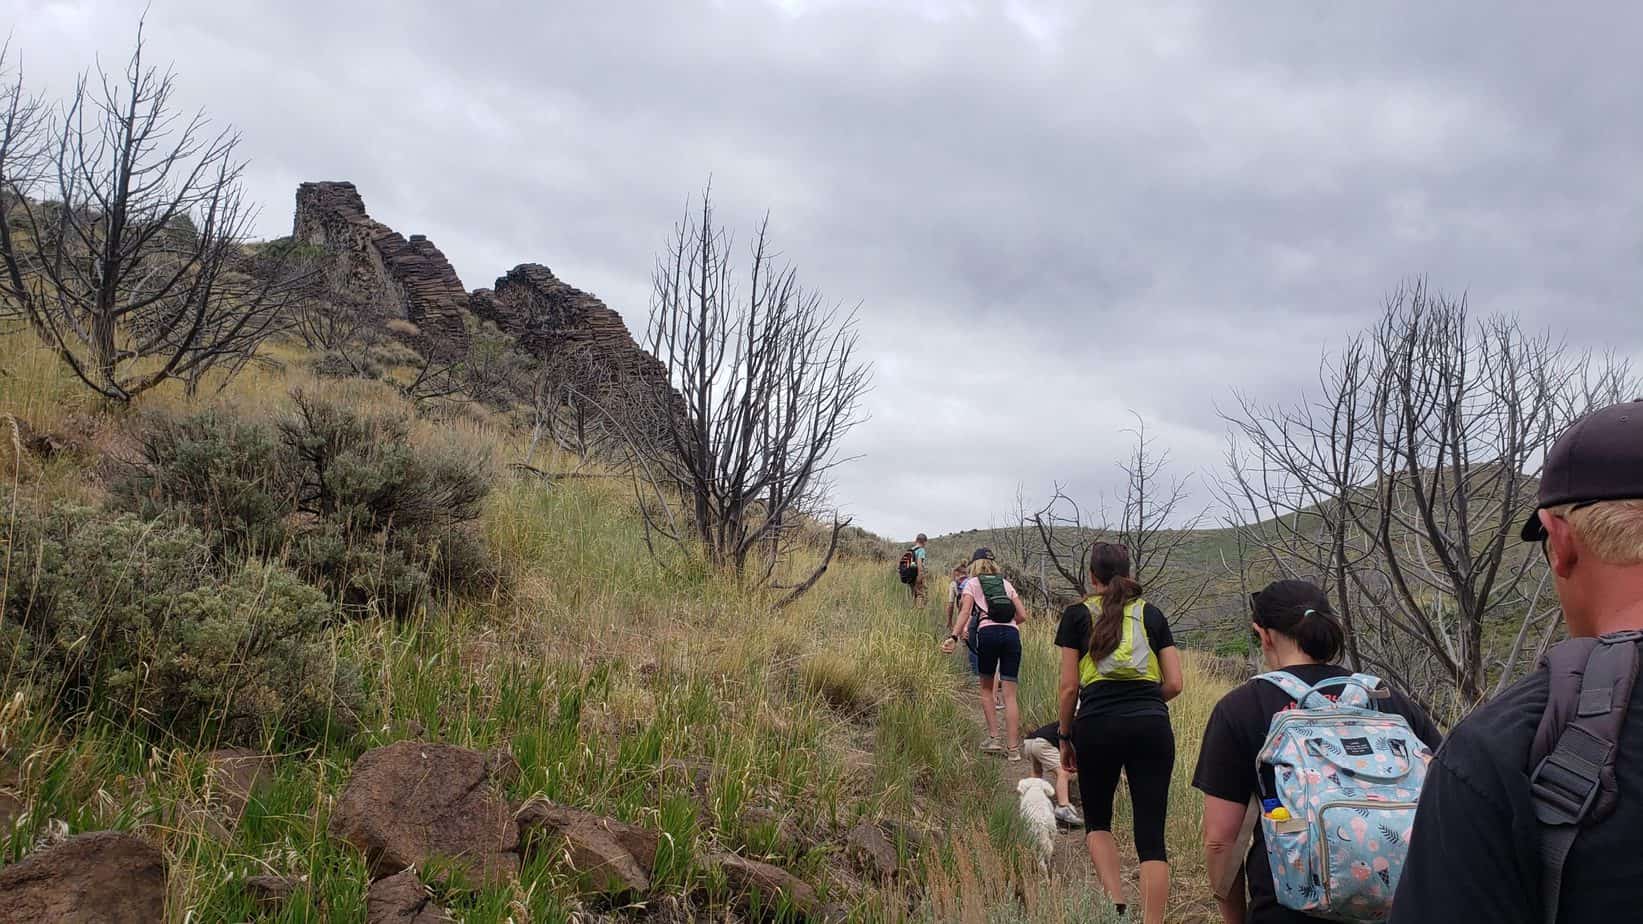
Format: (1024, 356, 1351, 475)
(1016, 776, 1057, 873)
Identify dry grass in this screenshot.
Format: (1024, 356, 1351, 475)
(0, 328, 1236, 922)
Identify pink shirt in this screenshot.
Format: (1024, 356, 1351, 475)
(964, 577, 1025, 630)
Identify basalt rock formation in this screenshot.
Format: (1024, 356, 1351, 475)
(293, 183, 679, 419)
(293, 181, 472, 359)
(469, 263, 671, 395)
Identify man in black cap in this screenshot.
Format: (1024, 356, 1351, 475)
(1393, 401, 1643, 922)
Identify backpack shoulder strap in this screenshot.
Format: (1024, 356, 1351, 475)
(1303, 672, 1387, 709)
(1255, 670, 1315, 705)
(1528, 631, 1641, 924)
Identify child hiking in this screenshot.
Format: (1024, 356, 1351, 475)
(898, 533, 930, 606)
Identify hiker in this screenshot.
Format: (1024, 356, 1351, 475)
(945, 562, 969, 633)
(898, 534, 930, 606)
(1193, 580, 1440, 924)
(1055, 541, 1182, 924)
(1392, 401, 1643, 923)
(947, 562, 1004, 712)
(942, 548, 1028, 758)
(1022, 722, 1083, 827)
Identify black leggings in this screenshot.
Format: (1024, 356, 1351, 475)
(1073, 712, 1175, 863)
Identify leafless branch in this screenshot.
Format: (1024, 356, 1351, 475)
(0, 25, 305, 401)
(1216, 278, 1635, 720)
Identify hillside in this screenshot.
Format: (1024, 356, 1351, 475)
(0, 328, 1235, 922)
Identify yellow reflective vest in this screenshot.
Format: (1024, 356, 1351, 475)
(1078, 597, 1161, 686)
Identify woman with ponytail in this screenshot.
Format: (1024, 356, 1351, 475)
(1055, 542, 1183, 924)
(1191, 580, 1441, 924)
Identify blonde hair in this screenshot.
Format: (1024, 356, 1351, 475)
(967, 558, 1000, 578)
(1553, 500, 1643, 565)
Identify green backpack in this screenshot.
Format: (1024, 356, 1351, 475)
(975, 574, 1017, 623)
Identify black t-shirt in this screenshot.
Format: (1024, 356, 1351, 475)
(1390, 667, 1643, 923)
(1054, 601, 1175, 719)
(1191, 664, 1443, 924)
(1024, 722, 1060, 745)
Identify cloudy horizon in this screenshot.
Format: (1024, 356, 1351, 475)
(9, 1, 1643, 540)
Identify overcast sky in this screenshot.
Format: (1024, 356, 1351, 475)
(8, 1, 1643, 539)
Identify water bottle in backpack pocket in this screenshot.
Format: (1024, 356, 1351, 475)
(1255, 672, 1433, 922)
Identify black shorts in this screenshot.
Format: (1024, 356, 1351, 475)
(975, 625, 1022, 681)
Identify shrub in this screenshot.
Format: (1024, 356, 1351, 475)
(0, 502, 360, 745)
(158, 560, 361, 743)
(281, 391, 493, 612)
(111, 395, 493, 616)
(113, 409, 296, 556)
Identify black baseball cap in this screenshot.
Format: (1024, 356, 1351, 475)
(971, 547, 995, 563)
(1521, 400, 1643, 542)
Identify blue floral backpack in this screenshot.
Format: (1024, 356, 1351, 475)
(1254, 671, 1434, 922)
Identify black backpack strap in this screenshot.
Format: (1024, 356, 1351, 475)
(1528, 630, 1641, 924)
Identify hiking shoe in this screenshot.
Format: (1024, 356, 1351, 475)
(979, 737, 1004, 754)
(1006, 747, 1022, 762)
(1054, 804, 1084, 827)
(995, 698, 1005, 711)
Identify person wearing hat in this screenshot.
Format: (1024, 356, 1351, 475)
(1392, 400, 1643, 923)
(1193, 580, 1440, 924)
(942, 547, 1029, 758)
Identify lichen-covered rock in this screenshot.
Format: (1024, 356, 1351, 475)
(327, 741, 519, 884)
(0, 831, 165, 923)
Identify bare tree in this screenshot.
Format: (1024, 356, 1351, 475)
(1032, 413, 1210, 616)
(1219, 279, 1634, 718)
(637, 186, 872, 604)
(1032, 485, 1100, 603)
(989, 483, 1053, 608)
(520, 344, 632, 467)
(0, 40, 47, 325)
(287, 261, 383, 374)
(0, 26, 302, 402)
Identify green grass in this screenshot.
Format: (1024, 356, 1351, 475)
(0, 329, 1234, 921)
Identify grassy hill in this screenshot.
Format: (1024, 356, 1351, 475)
(0, 330, 1234, 922)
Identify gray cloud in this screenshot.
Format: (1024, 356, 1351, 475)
(9, 0, 1643, 538)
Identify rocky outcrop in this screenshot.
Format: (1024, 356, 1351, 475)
(291, 181, 687, 436)
(293, 182, 471, 359)
(470, 263, 675, 404)
(327, 741, 520, 884)
(0, 831, 166, 922)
